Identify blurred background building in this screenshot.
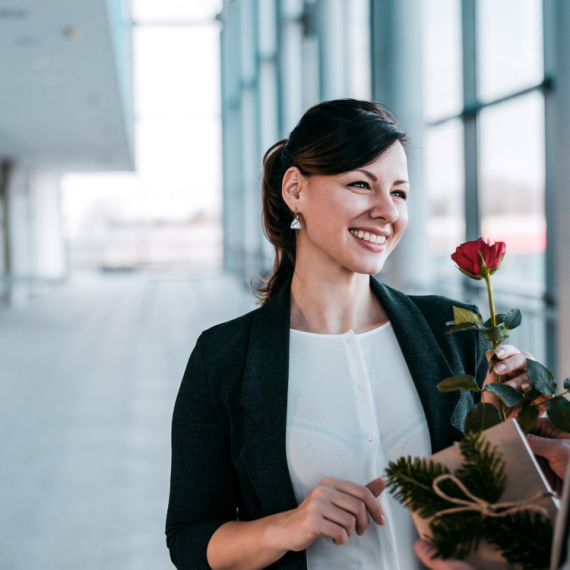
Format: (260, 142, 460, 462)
(1, 0, 570, 569)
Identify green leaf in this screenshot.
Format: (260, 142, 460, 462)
(522, 386, 543, 404)
(564, 377, 570, 392)
(453, 306, 483, 325)
(484, 384, 523, 407)
(526, 359, 556, 396)
(464, 403, 502, 433)
(516, 402, 539, 434)
(485, 314, 505, 327)
(481, 325, 509, 343)
(445, 322, 480, 335)
(503, 308, 522, 330)
(437, 375, 481, 393)
(546, 396, 570, 433)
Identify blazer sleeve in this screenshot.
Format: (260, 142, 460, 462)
(165, 333, 238, 570)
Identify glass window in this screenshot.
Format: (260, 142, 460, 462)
(347, 0, 371, 99)
(477, 0, 543, 101)
(422, 0, 462, 122)
(132, 0, 223, 22)
(479, 91, 545, 293)
(425, 120, 465, 276)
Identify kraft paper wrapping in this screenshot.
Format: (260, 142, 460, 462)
(411, 419, 559, 570)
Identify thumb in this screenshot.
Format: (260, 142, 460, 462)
(365, 476, 386, 497)
(414, 540, 477, 569)
(486, 350, 492, 362)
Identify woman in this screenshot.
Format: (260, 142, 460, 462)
(165, 99, 532, 570)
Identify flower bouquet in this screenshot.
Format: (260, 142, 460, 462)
(385, 238, 570, 569)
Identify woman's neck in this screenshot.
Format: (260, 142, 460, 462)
(289, 266, 388, 335)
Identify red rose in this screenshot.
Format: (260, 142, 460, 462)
(451, 238, 506, 280)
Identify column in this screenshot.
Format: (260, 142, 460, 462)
(371, 0, 430, 292)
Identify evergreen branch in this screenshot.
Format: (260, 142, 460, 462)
(428, 512, 485, 559)
(385, 456, 455, 518)
(485, 510, 552, 570)
(455, 431, 506, 503)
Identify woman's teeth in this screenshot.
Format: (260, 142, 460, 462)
(349, 229, 387, 245)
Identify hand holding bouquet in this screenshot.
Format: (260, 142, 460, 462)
(439, 238, 570, 435)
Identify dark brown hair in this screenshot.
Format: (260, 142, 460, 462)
(251, 98, 408, 305)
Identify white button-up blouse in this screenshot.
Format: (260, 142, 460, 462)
(286, 321, 432, 570)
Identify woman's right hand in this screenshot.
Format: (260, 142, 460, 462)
(278, 476, 386, 552)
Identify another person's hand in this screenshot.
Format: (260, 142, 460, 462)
(279, 476, 386, 552)
(414, 540, 478, 570)
(527, 417, 570, 494)
(482, 345, 547, 417)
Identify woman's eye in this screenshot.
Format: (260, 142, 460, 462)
(392, 190, 408, 200)
(348, 181, 370, 189)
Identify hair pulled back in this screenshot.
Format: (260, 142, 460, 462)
(252, 98, 408, 305)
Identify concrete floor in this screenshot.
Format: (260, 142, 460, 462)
(0, 270, 256, 570)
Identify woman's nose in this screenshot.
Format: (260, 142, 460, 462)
(369, 192, 399, 224)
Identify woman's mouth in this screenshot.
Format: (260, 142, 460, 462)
(348, 228, 387, 249)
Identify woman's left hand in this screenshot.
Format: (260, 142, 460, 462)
(481, 345, 548, 418)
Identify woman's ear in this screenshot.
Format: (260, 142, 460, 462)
(281, 166, 305, 212)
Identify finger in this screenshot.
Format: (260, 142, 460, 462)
(527, 434, 562, 459)
(365, 476, 386, 498)
(321, 503, 358, 538)
(326, 477, 385, 525)
(494, 344, 520, 359)
(502, 372, 529, 391)
(319, 518, 349, 545)
(414, 540, 477, 569)
(493, 352, 532, 377)
(327, 489, 371, 535)
(532, 417, 570, 440)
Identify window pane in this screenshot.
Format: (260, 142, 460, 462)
(132, 0, 223, 22)
(425, 120, 465, 276)
(479, 92, 545, 293)
(422, 0, 462, 121)
(478, 0, 543, 101)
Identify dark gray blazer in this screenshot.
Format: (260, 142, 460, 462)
(165, 272, 490, 570)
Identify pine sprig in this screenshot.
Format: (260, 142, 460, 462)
(428, 512, 485, 559)
(455, 431, 506, 503)
(384, 456, 454, 518)
(486, 511, 552, 570)
(385, 431, 553, 568)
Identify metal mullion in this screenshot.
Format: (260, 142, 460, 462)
(543, 0, 557, 376)
(426, 77, 554, 129)
(461, 0, 479, 247)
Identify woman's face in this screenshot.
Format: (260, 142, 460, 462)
(287, 140, 410, 275)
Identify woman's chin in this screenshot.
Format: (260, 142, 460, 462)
(345, 258, 387, 275)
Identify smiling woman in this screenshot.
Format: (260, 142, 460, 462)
(165, 99, 532, 570)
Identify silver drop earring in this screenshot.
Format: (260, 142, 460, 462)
(290, 207, 302, 230)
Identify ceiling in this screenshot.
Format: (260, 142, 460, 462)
(0, 0, 134, 172)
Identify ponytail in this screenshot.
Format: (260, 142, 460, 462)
(251, 139, 297, 304)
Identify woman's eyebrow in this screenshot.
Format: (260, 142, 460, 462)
(354, 169, 410, 186)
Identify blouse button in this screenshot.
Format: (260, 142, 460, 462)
(368, 434, 375, 442)
(387, 543, 393, 552)
(358, 383, 366, 391)
(348, 337, 353, 344)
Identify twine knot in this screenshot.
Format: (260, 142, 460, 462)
(431, 474, 554, 521)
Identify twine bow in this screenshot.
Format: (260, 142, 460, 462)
(430, 474, 555, 520)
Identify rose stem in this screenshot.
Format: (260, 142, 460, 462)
(483, 270, 506, 421)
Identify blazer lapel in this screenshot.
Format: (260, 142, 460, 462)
(240, 273, 298, 517)
(369, 274, 464, 452)
(239, 272, 465, 517)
